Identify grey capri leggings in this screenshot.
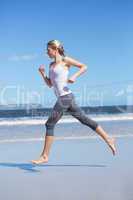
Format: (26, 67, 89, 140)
(45, 93, 99, 136)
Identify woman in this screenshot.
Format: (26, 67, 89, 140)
(32, 40, 116, 164)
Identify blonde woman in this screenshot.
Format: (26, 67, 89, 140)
(32, 40, 116, 164)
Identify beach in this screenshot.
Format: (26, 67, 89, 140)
(1, 0, 133, 198)
(0, 115, 133, 200)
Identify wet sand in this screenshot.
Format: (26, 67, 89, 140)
(0, 136, 133, 200)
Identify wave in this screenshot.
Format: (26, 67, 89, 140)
(0, 113, 133, 126)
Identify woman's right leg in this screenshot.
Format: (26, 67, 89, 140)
(68, 95, 116, 155)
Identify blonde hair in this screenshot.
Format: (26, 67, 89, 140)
(47, 40, 65, 56)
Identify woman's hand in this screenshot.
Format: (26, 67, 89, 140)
(68, 76, 77, 83)
(38, 65, 45, 75)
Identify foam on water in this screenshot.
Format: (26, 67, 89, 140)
(0, 113, 133, 126)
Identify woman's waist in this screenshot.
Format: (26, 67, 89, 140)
(53, 85, 71, 93)
(53, 85, 72, 97)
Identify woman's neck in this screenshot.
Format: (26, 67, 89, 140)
(54, 54, 63, 64)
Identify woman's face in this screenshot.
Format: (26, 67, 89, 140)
(47, 45, 57, 58)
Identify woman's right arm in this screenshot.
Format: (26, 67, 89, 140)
(38, 65, 52, 88)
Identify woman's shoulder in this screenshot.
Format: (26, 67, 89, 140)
(63, 55, 86, 68)
(62, 55, 71, 61)
(62, 56, 73, 67)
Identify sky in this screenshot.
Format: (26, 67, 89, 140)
(0, 0, 133, 107)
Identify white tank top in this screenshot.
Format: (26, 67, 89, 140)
(49, 63, 72, 97)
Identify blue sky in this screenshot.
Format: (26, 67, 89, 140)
(0, 0, 133, 107)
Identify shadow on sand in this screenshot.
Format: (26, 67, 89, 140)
(0, 162, 107, 173)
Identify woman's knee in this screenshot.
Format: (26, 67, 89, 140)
(45, 121, 55, 136)
(89, 120, 99, 131)
(77, 115, 99, 131)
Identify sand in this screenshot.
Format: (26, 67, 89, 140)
(0, 136, 133, 200)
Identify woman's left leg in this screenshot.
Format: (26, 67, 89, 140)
(68, 96, 116, 155)
(31, 93, 75, 164)
(31, 99, 64, 164)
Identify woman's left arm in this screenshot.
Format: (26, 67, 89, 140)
(64, 56, 87, 83)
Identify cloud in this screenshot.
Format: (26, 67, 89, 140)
(8, 54, 38, 61)
(115, 90, 125, 97)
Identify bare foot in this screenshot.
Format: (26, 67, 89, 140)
(31, 155, 48, 164)
(107, 137, 116, 156)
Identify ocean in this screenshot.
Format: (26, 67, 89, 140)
(0, 107, 133, 143)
